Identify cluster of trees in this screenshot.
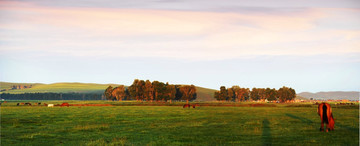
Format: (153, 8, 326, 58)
(0, 93, 103, 100)
(105, 79, 197, 103)
(214, 86, 296, 102)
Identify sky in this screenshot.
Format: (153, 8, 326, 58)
(0, 0, 359, 93)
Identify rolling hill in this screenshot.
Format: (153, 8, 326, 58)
(297, 91, 359, 101)
(0, 82, 217, 101)
(0, 82, 119, 94)
(194, 86, 216, 101)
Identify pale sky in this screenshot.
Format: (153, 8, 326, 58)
(0, 0, 359, 93)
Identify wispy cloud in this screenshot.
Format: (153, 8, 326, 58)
(1, 1, 360, 60)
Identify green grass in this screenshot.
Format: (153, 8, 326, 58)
(1, 101, 359, 145)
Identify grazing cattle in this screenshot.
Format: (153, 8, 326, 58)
(24, 103, 32, 106)
(60, 103, 70, 107)
(17, 103, 20, 106)
(38, 102, 41, 105)
(48, 104, 54, 107)
(20, 103, 25, 105)
(192, 104, 200, 108)
(183, 104, 191, 108)
(318, 103, 335, 132)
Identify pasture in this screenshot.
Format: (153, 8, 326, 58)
(1, 101, 359, 145)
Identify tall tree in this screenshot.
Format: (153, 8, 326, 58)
(137, 80, 146, 101)
(219, 86, 228, 102)
(144, 80, 154, 102)
(278, 86, 296, 102)
(179, 85, 197, 104)
(265, 88, 277, 101)
(112, 85, 126, 101)
(152, 81, 166, 102)
(104, 86, 113, 100)
(258, 88, 266, 101)
(227, 87, 235, 101)
(239, 88, 250, 101)
(232, 86, 241, 102)
(175, 85, 182, 100)
(214, 91, 221, 101)
(128, 79, 141, 101)
(165, 83, 176, 103)
(250, 88, 260, 101)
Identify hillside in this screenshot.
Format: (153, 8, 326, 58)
(0, 82, 119, 94)
(194, 86, 216, 101)
(0, 82, 217, 101)
(298, 91, 359, 100)
(0, 82, 43, 91)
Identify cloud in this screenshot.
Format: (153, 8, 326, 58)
(1, 1, 360, 61)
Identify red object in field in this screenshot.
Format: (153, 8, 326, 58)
(318, 102, 335, 132)
(183, 104, 190, 108)
(60, 103, 70, 107)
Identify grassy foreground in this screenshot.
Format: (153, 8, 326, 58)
(1, 101, 359, 145)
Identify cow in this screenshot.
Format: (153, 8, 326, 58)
(317, 103, 335, 132)
(60, 103, 70, 107)
(183, 104, 191, 108)
(24, 103, 32, 106)
(17, 103, 20, 106)
(48, 104, 54, 107)
(192, 104, 200, 108)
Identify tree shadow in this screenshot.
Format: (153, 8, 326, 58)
(285, 113, 313, 125)
(262, 119, 272, 146)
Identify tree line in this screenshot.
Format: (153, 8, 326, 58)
(104, 79, 197, 103)
(214, 86, 296, 102)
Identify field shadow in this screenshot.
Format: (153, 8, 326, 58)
(262, 119, 272, 146)
(336, 122, 358, 133)
(285, 113, 313, 125)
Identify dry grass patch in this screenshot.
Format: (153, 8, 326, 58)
(74, 124, 110, 131)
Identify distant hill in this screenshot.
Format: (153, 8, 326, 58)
(297, 91, 359, 101)
(0, 82, 119, 94)
(0, 82, 44, 91)
(194, 86, 216, 101)
(0, 82, 217, 101)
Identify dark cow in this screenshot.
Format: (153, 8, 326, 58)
(17, 103, 20, 106)
(192, 104, 200, 108)
(318, 103, 335, 132)
(24, 102, 32, 106)
(183, 104, 191, 108)
(60, 103, 70, 107)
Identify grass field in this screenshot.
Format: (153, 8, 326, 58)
(1, 101, 358, 145)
